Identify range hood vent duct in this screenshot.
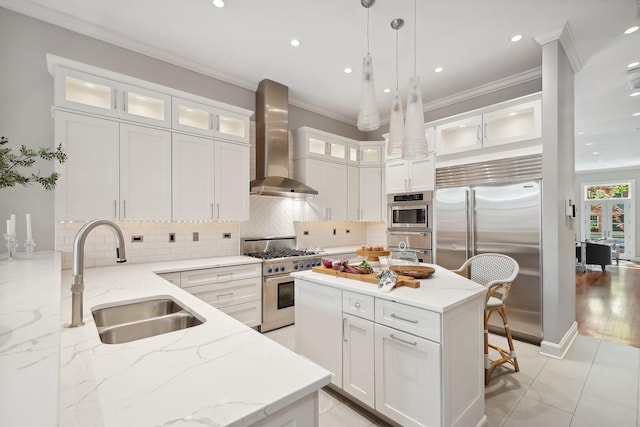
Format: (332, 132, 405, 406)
(250, 79, 318, 198)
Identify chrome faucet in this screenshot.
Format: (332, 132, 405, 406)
(69, 219, 127, 327)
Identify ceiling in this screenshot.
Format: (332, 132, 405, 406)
(1, 0, 639, 172)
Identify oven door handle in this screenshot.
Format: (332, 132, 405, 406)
(388, 231, 430, 236)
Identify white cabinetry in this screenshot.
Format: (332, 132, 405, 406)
(385, 153, 435, 194)
(214, 142, 250, 220)
(55, 111, 119, 221)
(160, 263, 262, 328)
(55, 112, 172, 221)
(435, 96, 541, 155)
(293, 127, 351, 162)
(172, 97, 249, 144)
(294, 158, 348, 221)
(295, 275, 485, 427)
(295, 282, 343, 387)
(119, 123, 172, 221)
(347, 165, 360, 221)
(54, 67, 171, 127)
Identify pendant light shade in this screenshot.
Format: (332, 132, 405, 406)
(357, 0, 380, 132)
(402, 0, 427, 160)
(357, 54, 381, 131)
(402, 75, 427, 159)
(387, 18, 405, 156)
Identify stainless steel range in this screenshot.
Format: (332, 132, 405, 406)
(242, 236, 321, 332)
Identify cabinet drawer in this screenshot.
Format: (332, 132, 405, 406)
(218, 300, 262, 328)
(183, 277, 261, 308)
(375, 299, 440, 342)
(180, 263, 261, 287)
(343, 291, 374, 321)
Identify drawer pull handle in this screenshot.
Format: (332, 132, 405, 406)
(390, 333, 417, 346)
(355, 302, 361, 309)
(390, 313, 419, 323)
(343, 318, 348, 342)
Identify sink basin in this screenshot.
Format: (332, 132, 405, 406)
(91, 296, 205, 344)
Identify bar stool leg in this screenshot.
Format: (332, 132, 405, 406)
(484, 309, 491, 385)
(499, 307, 519, 372)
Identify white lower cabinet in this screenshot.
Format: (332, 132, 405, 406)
(158, 263, 262, 328)
(374, 323, 441, 427)
(343, 313, 375, 408)
(295, 277, 484, 427)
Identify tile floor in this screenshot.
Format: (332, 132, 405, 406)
(264, 325, 640, 427)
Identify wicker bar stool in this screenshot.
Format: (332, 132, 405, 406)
(452, 253, 520, 385)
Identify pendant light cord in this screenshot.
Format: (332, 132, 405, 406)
(395, 27, 399, 90)
(413, 0, 417, 76)
(367, 7, 371, 55)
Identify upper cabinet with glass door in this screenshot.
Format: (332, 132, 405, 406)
(172, 98, 249, 143)
(293, 127, 354, 163)
(54, 68, 171, 127)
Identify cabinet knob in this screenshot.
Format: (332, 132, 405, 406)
(355, 302, 361, 309)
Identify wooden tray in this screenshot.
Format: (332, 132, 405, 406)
(356, 249, 391, 262)
(390, 265, 435, 279)
(311, 266, 419, 288)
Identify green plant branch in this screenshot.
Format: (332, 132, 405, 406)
(0, 136, 67, 190)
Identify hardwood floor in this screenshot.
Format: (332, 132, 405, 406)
(576, 260, 640, 348)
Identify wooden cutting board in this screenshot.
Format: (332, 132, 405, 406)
(311, 266, 419, 288)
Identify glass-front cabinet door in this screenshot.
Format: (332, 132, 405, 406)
(55, 67, 118, 117)
(172, 98, 249, 143)
(120, 84, 171, 127)
(482, 99, 541, 147)
(435, 115, 483, 155)
(215, 110, 249, 143)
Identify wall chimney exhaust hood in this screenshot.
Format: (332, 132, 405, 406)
(250, 79, 318, 198)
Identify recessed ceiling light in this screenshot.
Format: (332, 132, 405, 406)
(510, 34, 523, 42)
(434, 67, 444, 73)
(585, 142, 593, 146)
(459, 125, 466, 128)
(592, 151, 599, 155)
(212, 0, 225, 7)
(344, 67, 352, 74)
(633, 112, 640, 117)
(290, 39, 300, 47)
(383, 88, 391, 93)
(628, 61, 640, 68)
(631, 92, 640, 97)
(624, 26, 639, 35)
(577, 131, 585, 135)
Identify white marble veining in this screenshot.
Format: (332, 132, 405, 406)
(0, 252, 61, 427)
(292, 264, 487, 313)
(2, 253, 330, 427)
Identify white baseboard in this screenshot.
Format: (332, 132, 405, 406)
(539, 321, 578, 359)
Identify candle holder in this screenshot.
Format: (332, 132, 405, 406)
(24, 239, 36, 257)
(3, 233, 18, 262)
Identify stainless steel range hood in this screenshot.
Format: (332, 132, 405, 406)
(250, 79, 318, 198)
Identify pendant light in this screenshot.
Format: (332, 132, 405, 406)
(387, 18, 405, 156)
(357, 0, 381, 132)
(402, 0, 428, 160)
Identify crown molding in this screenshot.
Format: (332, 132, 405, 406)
(534, 22, 583, 73)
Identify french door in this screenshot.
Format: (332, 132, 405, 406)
(585, 199, 630, 258)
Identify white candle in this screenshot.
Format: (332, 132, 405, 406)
(6, 219, 10, 235)
(26, 213, 32, 240)
(9, 214, 15, 235)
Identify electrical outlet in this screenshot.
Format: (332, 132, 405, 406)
(169, 233, 176, 243)
(193, 232, 199, 242)
(223, 233, 231, 239)
(345, 229, 351, 234)
(332, 228, 336, 235)
(131, 235, 144, 243)
(303, 231, 309, 236)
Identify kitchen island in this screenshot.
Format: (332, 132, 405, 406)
(0, 253, 330, 427)
(292, 265, 488, 427)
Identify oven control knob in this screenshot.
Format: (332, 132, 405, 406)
(306, 263, 311, 268)
(267, 268, 273, 273)
(281, 266, 286, 272)
(294, 264, 299, 270)
(275, 267, 280, 272)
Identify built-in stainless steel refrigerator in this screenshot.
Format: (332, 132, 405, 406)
(435, 181, 543, 344)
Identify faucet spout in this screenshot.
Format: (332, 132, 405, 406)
(69, 219, 127, 327)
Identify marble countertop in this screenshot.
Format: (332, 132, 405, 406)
(1, 253, 330, 427)
(292, 264, 486, 313)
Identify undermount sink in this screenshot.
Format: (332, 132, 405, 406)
(91, 296, 205, 344)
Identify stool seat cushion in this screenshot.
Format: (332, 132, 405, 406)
(487, 296, 504, 308)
